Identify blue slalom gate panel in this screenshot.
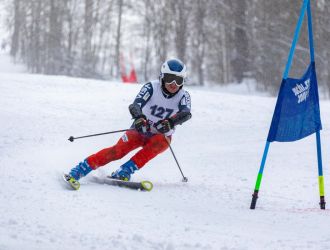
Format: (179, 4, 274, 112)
(267, 62, 322, 142)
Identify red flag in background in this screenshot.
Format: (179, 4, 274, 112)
(120, 53, 137, 83)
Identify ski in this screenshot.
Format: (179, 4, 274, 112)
(93, 176, 153, 191)
(62, 174, 80, 190)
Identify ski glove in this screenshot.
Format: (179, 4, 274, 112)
(155, 119, 173, 134)
(134, 115, 149, 134)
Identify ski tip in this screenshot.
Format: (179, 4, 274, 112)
(62, 174, 80, 190)
(141, 181, 153, 191)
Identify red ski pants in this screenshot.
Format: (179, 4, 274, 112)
(86, 130, 171, 169)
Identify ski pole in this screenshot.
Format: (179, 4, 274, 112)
(165, 136, 188, 182)
(68, 129, 132, 142)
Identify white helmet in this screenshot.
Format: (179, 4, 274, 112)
(160, 59, 187, 86)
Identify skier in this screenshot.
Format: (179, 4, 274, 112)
(64, 58, 192, 189)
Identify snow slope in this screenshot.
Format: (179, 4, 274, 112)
(1, 63, 330, 249)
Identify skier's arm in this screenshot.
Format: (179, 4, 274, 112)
(129, 82, 153, 115)
(129, 82, 153, 117)
(168, 111, 192, 126)
(129, 82, 153, 133)
(129, 103, 144, 119)
(155, 91, 191, 134)
(155, 111, 191, 134)
(169, 90, 192, 126)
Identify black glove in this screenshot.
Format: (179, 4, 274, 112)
(134, 115, 149, 134)
(154, 119, 173, 134)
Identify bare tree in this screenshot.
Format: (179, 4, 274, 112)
(6, 0, 330, 95)
(114, 0, 123, 78)
(190, 0, 209, 85)
(172, 0, 191, 62)
(10, 0, 21, 58)
(47, 0, 63, 74)
(231, 0, 249, 83)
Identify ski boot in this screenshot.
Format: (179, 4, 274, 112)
(64, 159, 93, 190)
(111, 160, 138, 181)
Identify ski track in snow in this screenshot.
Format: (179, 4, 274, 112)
(1, 70, 330, 249)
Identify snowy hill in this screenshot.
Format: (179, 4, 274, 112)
(1, 67, 330, 249)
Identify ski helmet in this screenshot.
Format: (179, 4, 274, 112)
(160, 58, 187, 86)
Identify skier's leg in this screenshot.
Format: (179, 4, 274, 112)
(68, 130, 144, 180)
(87, 130, 144, 169)
(131, 134, 171, 168)
(111, 135, 171, 180)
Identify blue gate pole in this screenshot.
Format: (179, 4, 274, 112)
(307, 0, 315, 62)
(250, 0, 309, 209)
(250, 141, 270, 209)
(283, 0, 309, 80)
(316, 131, 325, 209)
(307, 0, 325, 209)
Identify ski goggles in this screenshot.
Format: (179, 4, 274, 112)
(163, 73, 184, 87)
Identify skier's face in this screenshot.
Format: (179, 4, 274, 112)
(164, 81, 180, 93)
